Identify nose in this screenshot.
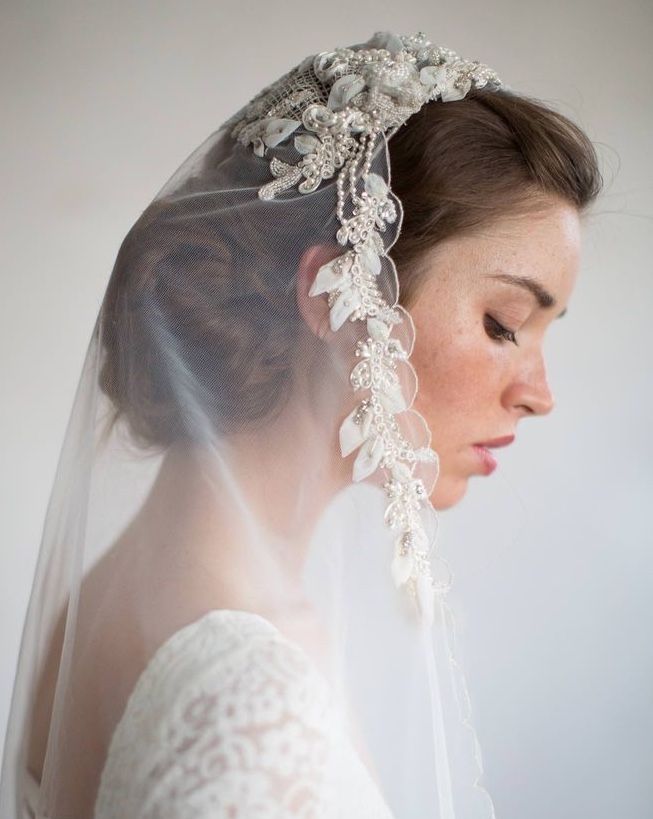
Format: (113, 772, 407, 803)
(505, 354, 555, 417)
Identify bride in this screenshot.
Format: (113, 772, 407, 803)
(0, 30, 602, 819)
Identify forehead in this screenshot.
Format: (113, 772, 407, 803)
(479, 203, 581, 301)
(421, 201, 582, 304)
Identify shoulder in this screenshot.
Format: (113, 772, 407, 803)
(132, 608, 335, 723)
(94, 609, 344, 818)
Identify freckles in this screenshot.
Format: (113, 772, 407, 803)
(412, 332, 477, 409)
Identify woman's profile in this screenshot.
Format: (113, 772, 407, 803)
(0, 30, 602, 819)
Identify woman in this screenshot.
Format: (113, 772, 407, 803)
(0, 30, 602, 818)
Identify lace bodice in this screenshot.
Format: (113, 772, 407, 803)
(23, 609, 396, 818)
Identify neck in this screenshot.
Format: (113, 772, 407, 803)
(139, 393, 353, 612)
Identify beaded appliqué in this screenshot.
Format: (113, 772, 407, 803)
(227, 31, 502, 626)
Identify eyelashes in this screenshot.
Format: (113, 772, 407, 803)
(484, 314, 518, 346)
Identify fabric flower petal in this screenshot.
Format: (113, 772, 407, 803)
(390, 460, 413, 484)
(364, 172, 389, 200)
(357, 244, 382, 276)
(339, 404, 373, 457)
(294, 133, 321, 155)
(367, 317, 391, 342)
(262, 118, 301, 148)
(327, 74, 366, 111)
(365, 31, 405, 54)
(352, 435, 384, 481)
(419, 66, 440, 86)
(377, 378, 407, 413)
(309, 258, 348, 297)
(440, 79, 470, 102)
(329, 287, 361, 331)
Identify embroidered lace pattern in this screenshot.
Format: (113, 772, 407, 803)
(225, 31, 502, 625)
(92, 609, 396, 818)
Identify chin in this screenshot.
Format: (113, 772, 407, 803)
(431, 475, 468, 511)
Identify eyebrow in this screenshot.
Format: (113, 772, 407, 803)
(484, 272, 567, 319)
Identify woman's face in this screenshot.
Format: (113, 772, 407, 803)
(405, 200, 582, 510)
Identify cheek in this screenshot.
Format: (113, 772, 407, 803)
(410, 321, 499, 434)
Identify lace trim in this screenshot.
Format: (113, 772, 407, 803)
(93, 608, 395, 818)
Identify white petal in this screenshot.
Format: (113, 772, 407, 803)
(378, 379, 407, 413)
(329, 287, 361, 331)
(441, 83, 469, 102)
(439, 73, 471, 102)
(391, 551, 414, 588)
(309, 258, 347, 297)
(366, 31, 404, 54)
(419, 66, 440, 86)
(262, 118, 301, 147)
(294, 133, 321, 155)
(352, 435, 384, 481)
(416, 574, 435, 627)
(433, 66, 450, 87)
(390, 460, 413, 483)
(367, 230, 385, 254)
(339, 405, 372, 457)
(364, 172, 389, 199)
(367, 316, 391, 341)
(336, 224, 351, 245)
(327, 74, 366, 111)
(357, 244, 382, 276)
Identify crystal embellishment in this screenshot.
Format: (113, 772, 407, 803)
(227, 31, 502, 626)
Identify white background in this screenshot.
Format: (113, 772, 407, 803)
(1, 1, 652, 817)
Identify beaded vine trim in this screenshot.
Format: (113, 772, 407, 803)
(227, 31, 502, 625)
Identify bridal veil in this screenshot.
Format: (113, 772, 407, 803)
(1, 30, 505, 818)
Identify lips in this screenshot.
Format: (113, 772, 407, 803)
(474, 435, 515, 449)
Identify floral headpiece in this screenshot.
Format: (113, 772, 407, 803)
(226, 31, 502, 626)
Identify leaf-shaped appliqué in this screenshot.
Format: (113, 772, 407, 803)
(294, 133, 321, 155)
(390, 460, 413, 484)
(440, 79, 471, 102)
(357, 243, 382, 276)
(309, 252, 353, 297)
(364, 172, 389, 200)
(327, 74, 366, 111)
(262, 118, 301, 148)
(377, 375, 407, 413)
(329, 286, 362, 331)
(419, 65, 442, 87)
(339, 402, 374, 457)
(367, 316, 391, 342)
(352, 435, 385, 482)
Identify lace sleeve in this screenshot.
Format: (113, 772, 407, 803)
(93, 610, 392, 819)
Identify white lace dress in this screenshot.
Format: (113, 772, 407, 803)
(22, 609, 396, 818)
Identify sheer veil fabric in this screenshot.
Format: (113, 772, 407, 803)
(1, 31, 502, 818)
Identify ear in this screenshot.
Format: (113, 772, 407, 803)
(296, 244, 343, 341)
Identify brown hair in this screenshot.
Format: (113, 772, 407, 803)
(388, 87, 603, 307)
(99, 87, 603, 450)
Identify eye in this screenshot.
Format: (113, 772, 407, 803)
(484, 314, 518, 346)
